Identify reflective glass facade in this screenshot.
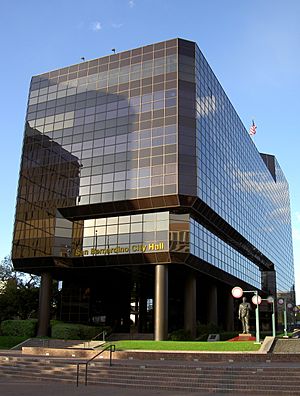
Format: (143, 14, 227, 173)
(75, 212, 169, 257)
(190, 218, 261, 289)
(13, 39, 179, 261)
(51, 211, 190, 258)
(194, 45, 294, 294)
(27, 43, 178, 205)
(12, 38, 294, 308)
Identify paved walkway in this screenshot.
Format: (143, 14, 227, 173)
(0, 378, 262, 396)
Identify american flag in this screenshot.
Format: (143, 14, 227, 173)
(249, 120, 257, 136)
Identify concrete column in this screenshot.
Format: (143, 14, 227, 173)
(138, 293, 147, 333)
(37, 272, 52, 337)
(184, 272, 196, 338)
(207, 283, 218, 325)
(225, 291, 234, 331)
(154, 265, 168, 341)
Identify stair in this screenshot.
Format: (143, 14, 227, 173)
(108, 333, 154, 341)
(1, 355, 300, 394)
(12, 338, 105, 350)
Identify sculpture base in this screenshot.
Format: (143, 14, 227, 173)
(237, 333, 254, 341)
(228, 333, 256, 342)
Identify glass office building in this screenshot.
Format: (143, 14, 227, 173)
(12, 38, 295, 339)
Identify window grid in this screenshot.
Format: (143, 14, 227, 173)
(194, 45, 294, 293)
(190, 218, 261, 289)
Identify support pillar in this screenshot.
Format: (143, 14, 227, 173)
(37, 272, 52, 337)
(225, 291, 234, 331)
(154, 265, 168, 341)
(184, 272, 196, 338)
(208, 284, 218, 325)
(138, 292, 147, 333)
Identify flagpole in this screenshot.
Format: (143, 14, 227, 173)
(249, 120, 257, 136)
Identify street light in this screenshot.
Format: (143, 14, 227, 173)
(251, 291, 261, 344)
(253, 295, 276, 338)
(278, 298, 288, 337)
(266, 296, 276, 338)
(231, 287, 260, 344)
(293, 306, 299, 328)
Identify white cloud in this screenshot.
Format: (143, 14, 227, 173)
(129, 0, 135, 8)
(112, 23, 123, 29)
(91, 21, 102, 31)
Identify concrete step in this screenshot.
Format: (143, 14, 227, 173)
(84, 380, 300, 395)
(108, 333, 154, 341)
(3, 360, 300, 376)
(3, 368, 300, 387)
(1, 370, 300, 395)
(1, 356, 300, 394)
(12, 338, 105, 350)
(2, 357, 300, 375)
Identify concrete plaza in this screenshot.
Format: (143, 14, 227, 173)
(0, 378, 263, 396)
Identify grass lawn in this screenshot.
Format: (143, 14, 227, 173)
(0, 336, 27, 349)
(112, 340, 261, 352)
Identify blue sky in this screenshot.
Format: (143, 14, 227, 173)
(1, 0, 299, 301)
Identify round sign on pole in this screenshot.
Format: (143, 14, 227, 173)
(252, 295, 262, 305)
(278, 298, 284, 305)
(231, 287, 243, 298)
(287, 303, 293, 309)
(267, 296, 274, 304)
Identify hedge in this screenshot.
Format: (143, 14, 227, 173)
(51, 323, 111, 340)
(0, 319, 37, 337)
(219, 332, 239, 341)
(169, 329, 192, 341)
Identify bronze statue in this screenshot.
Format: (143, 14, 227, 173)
(238, 297, 251, 334)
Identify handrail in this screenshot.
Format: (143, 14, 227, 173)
(84, 330, 107, 348)
(76, 344, 115, 386)
(41, 338, 50, 348)
(91, 330, 107, 342)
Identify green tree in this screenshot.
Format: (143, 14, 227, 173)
(0, 256, 40, 322)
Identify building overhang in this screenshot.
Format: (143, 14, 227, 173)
(12, 250, 261, 293)
(58, 193, 275, 273)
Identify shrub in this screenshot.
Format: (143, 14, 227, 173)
(51, 323, 111, 340)
(196, 333, 208, 341)
(196, 322, 220, 336)
(219, 332, 239, 341)
(0, 319, 37, 337)
(169, 329, 192, 341)
(195, 322, 222, 341)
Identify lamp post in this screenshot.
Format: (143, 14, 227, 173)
(267, 296, 276, 337)
(293, 306, 299, 327)
(278, 298, 288, 337)
(287, 302, 294, 333)
(259, 296, 276, 337)
(251, 291, 261, 344)
(231, 287, 261, 344)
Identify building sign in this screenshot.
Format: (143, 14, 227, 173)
(74, 242, 166, 256)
